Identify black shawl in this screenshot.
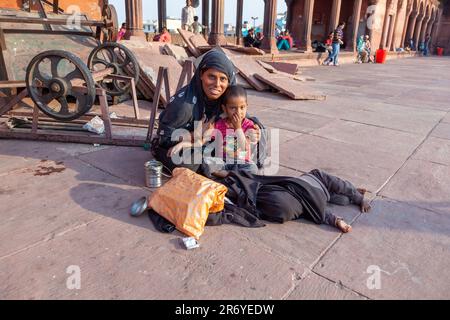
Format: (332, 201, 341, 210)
(157, 49, 237, 148)
(219, 170, 328, 225)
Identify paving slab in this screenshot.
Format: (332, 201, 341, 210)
(287, 271, 366, 300)
(412, 137, 450, 166)
(0, 139, 111, 175)
(339, 102, 445, 135)
(247, 90, 291, 107)
(0, 158, 146, 258)
(229, 200, 363, 271)
(430, 122, 450, 140)
(443, 113, 450, 123)
(386, 88, 450, 112)
(275, 95, 371, 119)
(0, 217, 305, 299)
(255, 108, 333, 134)
(312, 119, 423, 157)
(279, 135, 406, 193)
(77, 146, 152, 187)
(313, 199, 450, 299)
(380, 159, 450, 215)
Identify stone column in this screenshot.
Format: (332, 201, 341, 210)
(426, 13, 436, 37)
(380, 12, 390, 49)
(389, 0, 404, 51)
(329, 0, 342, 32)
(413, 12, 424, 50)
(125, 0, 145, 39)
(261, 0, 278, 53)
(419, 13, 431, 44)
(299, 0, 314, 52)
(202, 0, 210, 37)
(401, 2, 413, 47)
(236, 0, 244, 45)
(405, 9, 418, 47)
(386, 14, 397, 50)
(208, 0, 227, 45)
(157, 0, 167, 33)
(350, 0, 362, 52)
(285, 0, 293, 32)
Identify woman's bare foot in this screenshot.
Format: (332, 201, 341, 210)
(357, 188, 367, 195)
(336, 218, 352, 233)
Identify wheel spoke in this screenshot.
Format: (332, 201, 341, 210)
(118, 57, 131, 68)
(106, 47, 117, 63)
(40, 92, 56, 104)
(57, 96, 70, 115)
(50, 57, 62, 78)
(66, 69, 83, 81)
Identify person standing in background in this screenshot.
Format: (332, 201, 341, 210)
(181, 0, 196, 31)
(329, 21, 345, 66)
(191, 16, 206, 35)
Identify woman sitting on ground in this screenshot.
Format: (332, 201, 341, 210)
(152, 49, 261, 174)
(153, 27, 172, 43)
(277, 30, 293, 51)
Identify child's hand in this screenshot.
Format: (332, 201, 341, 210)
(231, 113, 243, 130)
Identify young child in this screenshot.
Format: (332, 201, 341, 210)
(191, 16, 206, 35)
(211, 85, 259, 174)
(167, 85, 259, 175)
(322, 32, 334, 65)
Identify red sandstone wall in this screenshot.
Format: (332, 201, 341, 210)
(0, 0, 104, 20)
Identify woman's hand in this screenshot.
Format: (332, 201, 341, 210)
(246, 124, 261, 144)
(167, 141, 192, 158)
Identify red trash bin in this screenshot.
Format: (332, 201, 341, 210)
(376, 49, 387, 63)
(437, 47, 444, 56)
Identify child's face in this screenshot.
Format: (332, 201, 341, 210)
(223, 96, 247, 120)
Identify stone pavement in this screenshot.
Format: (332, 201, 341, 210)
(1, 57, 449, 300)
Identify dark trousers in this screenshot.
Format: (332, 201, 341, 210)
(309, 169, 363, 226)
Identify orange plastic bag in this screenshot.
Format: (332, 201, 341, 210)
(148, 168, 228, 239)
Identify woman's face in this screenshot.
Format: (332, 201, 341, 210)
(200, 68, 229, 101)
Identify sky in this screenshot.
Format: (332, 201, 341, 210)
(109, 0, 287, 26)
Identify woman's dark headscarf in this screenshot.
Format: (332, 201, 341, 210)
(157, 49, 236, 148)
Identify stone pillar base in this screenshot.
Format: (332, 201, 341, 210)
(208, 33, 228, 46)
(261, 37, 279, 54)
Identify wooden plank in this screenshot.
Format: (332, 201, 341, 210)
(0, 27, 6, 50)
(254, 73, 326, 101)
(0, 17, 104, 27)
(147, 67, 165, 143)
(0, 81, 26, 88)
(188, 34, 209, 47)
(264, 61, 299, 75)
(128, 48, 182, 100)
(177, 28, 201, 57)
(227, 46, 265, 55)
(36, 0, 52, 31)
(0, 129, 146, 147)
(0, 88, 28, 115)
(222, 48, 269, 91)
